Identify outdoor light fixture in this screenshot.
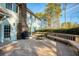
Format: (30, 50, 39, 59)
(0, 14, 4, 20)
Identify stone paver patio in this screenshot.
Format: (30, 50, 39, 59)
(4, 37, 76, 56)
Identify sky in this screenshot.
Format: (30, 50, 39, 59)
(27, 3, 79, 24)
(27, 3, 47, 13)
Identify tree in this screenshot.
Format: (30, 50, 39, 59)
(61, 22, 79, 29)
(54, 4, 61, 29)
(35, 12, 47, 29)
(35, 12, 46, 20)
(45, 3, 55, 27)
(45, 3, 61, 28)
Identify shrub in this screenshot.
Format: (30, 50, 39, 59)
(35, 27, 79, 35)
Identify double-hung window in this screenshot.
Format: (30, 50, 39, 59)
(6, 3, 12, 10)
(6, 3, 18, 13)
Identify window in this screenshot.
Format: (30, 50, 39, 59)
(30, 14, 32, 19)
(6, 3, 12, 10)
(12, 3, 18, 12)
(4, 25, 10, 38)
(6, 3, 18, 12)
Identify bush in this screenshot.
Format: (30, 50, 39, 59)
(35, 27, 79, 35)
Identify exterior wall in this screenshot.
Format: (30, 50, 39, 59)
(26, 11, 41, 32)
(1, 22, 4, 43)
(27, 12, 33, 32)
(0, 16, 17, 43)
(29, 13, 35, 32)
(33, 16, 36, 31)
(31, 15, 36, 32)
(0, 3, 18, 42)
(0, 3, 6, 8)
(2, 19, 10, 42)
(27, 12, 30, 29)
(29, 14, 33, 32)
(0, 24, 2, 42)
(40, 19, 48, 30)
(27, 12, 34, 32)
(35, 18, 41, 30)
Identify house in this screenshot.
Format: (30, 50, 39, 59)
(0, 3, 18, 43)
(26, 8, 41, 35)
(0, 3, 42, 42)
(15, 3, 41, 39)
(40, 19, 48, 29)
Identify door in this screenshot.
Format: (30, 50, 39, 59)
(4, 25, 11, 41)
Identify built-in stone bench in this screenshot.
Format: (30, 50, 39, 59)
(46, 34, 79, 55)
(47, 32, 79, 43)
(47, 35, 70, 44)
(33, 32, 47, 36)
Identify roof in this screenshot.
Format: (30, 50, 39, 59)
(26, 8, 41, 20)
(17, 3, 41, 20)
